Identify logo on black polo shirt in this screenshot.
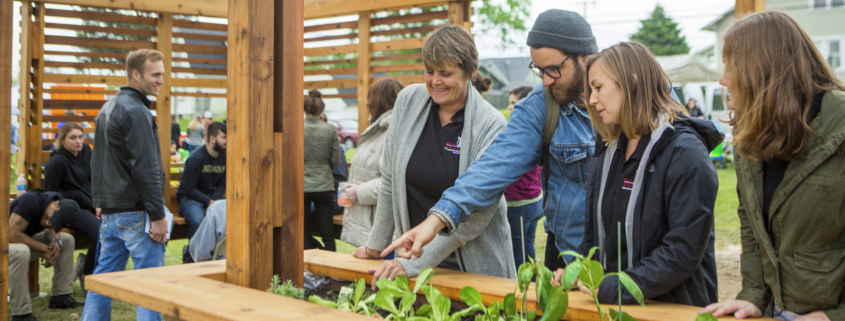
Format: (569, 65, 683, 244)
(445, 137, 461, 155)
(622, 178, 634, 191)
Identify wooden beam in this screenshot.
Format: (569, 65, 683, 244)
(45, 35, 155, 51)
(172, 57, 227, 65)
(303, 44, 357, 58)
(16, 1, 32, 178)
(304, 0, 447, 20)
(372, 74, 425, 86)
(43, 100, 107, 110)
(448, 0, 471, 30)
(1, 0, 13, 317)
(372, 10, 448, 26)
(171, 92, 227, 98)
(303, 67, 357, 76)
(44, 51, 128, 60)
(45, 8, 157, 25)
(735, 0, 765, 17)
(171, 78, 227, 89)
(371, 62, 424, 73)
(43, 115, 96, 122)
(44, 1, 225, 19)
(172, 43, 227, 56)
(43, 74, 126, 86)
(371, 37, 427, 52)
(357, 12, 372, 136)
(43, 88, 117, 95)
(371, 53, 422, 62)
(157, 13, 175, 214)
(303, 78, 357, 90)
(44, 61, 124, 70)
(30, 3, 45, 189)
(226, 0, 277, 290)
(172, 19, 227, 32)
(44, 22, 158, 37)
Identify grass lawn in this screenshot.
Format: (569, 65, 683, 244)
(28, 164, 740, 320)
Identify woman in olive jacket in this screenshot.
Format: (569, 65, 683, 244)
(702, 12, 845, 321)
(303, 90, 342, 251)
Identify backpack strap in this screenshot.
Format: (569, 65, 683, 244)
(541, 89, 561, 204)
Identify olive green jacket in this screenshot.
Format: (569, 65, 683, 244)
(735, 90, 845, 320)
(304, 116, 341, 193)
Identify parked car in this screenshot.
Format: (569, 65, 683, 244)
(329, 119, 358, 148)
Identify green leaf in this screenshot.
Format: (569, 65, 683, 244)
(608, 308, 638, 321)
(308, 296, 338, 309)
(517, 264, 535, 293)
(396, 274, 411, 292)
(558, 250, 583, 261)
(354, 279, 366, 303)
(437, 295, 452, 320)
(460, 286, 484, 307)
(364, 293, 376, 304)
(563, 260, 582, 292)
(377, 277, 405, 297)
(451, 304, 482, 321)
(414, 268, 435, 293)
(527, 310, 537, 321)
(416, 304, 432, 316)
(400, 291, 417, 316)
(539, 285, 568, 321)
(374, 291, 399, 314)
(695, 313, 718, 321)
(503, 293, 516, 317)
(487, 301, 501, 319)
(606, 272, 645, 306)
(586, 246, 602, 262)
(535, 265, 553, 309)
(578, 260, 604, 291)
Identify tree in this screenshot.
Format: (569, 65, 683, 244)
(629, 4, 690, 56)
(476, 0, 532, 49)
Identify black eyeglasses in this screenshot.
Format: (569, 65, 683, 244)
(529, 56, 571, 80)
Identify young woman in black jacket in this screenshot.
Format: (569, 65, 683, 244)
(569, 42, 722, 306)
(43, 123, 100, 281)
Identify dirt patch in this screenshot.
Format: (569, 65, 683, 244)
(716, 245, 743, 302)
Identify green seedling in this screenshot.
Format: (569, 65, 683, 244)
(267, 275, 304, 300)
(695, 313, 718, 321)
(559, 246, 645, 321)
(310, 278, 378, 317)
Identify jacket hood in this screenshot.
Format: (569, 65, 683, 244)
(668, 116, 725, 153)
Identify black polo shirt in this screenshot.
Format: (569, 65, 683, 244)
(601, 133, 651, 272)
(10, 191, 62, 237)
(406, 103, 464, 228)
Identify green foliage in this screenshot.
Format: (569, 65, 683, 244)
(267, 275, 305, 300)
(629, 4, 690, 56)
(559, 247, 645, 321)
(476, 0, 532, 49)
(310, 278, 378, 317)
(695, 313, 718, 321)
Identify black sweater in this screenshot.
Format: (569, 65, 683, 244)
(44, 144, 94, 212)
(176, 146, 226, 206)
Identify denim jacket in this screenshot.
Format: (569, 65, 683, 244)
(431, 83, 595, 255)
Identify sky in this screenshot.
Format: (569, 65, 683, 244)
(474, 0, 736, 58)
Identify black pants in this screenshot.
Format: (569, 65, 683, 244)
(71, 210, 101, 275)
(304, 191, 336, 252)
(544, 232, 568, 272)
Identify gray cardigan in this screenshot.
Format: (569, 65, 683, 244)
(366, 83, 516, 279)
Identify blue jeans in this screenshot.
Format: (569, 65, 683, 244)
(82, 211, 166, 321)
(186, 143, 201, 154)
(179, 198, 208, 239)
(506, 200, 543, 269)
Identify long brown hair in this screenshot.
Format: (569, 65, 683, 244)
(55, 122, 85, 150)
(585, 42, 687, 142)
(188, 114, 203, 131)
(724, 11, 845, 161)
(367, 79, 404, 123)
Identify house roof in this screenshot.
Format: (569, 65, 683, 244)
(478, 57, 541, 91)
(701, 7, 734, 31)
(655, 54, 721, 84)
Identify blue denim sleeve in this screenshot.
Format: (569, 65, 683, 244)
(431, 91, 546, 231)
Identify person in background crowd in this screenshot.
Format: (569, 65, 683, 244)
(687, 98, 705, 119)
(43, 122, 100, 287)
(78, 112, 94, 139)
(502, 86, 543, 269)
(185, 114, 205, 154)
(83, 49, 168, 321)
(701, 12, 845, 321)
(343, 78, 404, 249)
(470, 73, 492, 96)
(380, 10, 598, 275)
(576, 42, 719, 306)
(171, 114, 181, 149)
(56, 109, 76, 130)
(303, 89, 342, 252)
(355, 25, 515, 286)
(9, 192, 82, 321)
(177, 121, 227, 242)
(170, 141, 181, 163)
(203, 111, 214, 131)
(189, 200, 227, 262)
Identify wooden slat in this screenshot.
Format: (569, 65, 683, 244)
(42, 127, 95, 133)
(372, 10, 448, 26)
(45, 35, 155, 51)
(42, 139, 94, 146)
(45, 50, 127, 60)
(303, 21, 357, 33)
(172, 19, 227, 32)
(371, 62, 424, 73)
(45, 0, 227, 18)
(357, 13, 372, 136)
(372, 74, 424, 85)
(172, 78, 227, 88)
(316, 93, 357, 99)
(31, 4, 46, 189)
(43, 99, 106, 110)
(172, 32, 227, 42)
(16, 0, 33, 181)
(172, 57, 227, 65)
(44, 22, 157, 37)
(1, 0, 14, 316)
(304, 0, 447, 20)
(303, 67, 356, 76)
(372, 25, 438, 38)
(157, 12, 175, 214)
(44, 88, 117, 95)
(303, 44, 357, 57)
(43, 73, 126, 86)
(371, 53, 422, 62)
(45, 8, 157, 26)
(303, 78, 357, 90)
(171, 92, 226, 98)
(44, 61, 124, 70)
(43, 115, 96, 122)
(172, 44, 227, 56)
(305, 33, 357, 43)
(371, 37, 427, 52)
(172, 67, 227, 75)
(304, 58, 356, 67)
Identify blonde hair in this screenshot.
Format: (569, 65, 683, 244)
(188, 114, 203, 131)
(585, 42, 687, 142)
(723, 11, 844, 161)
(126, 49, 164, 81)
(55, 122, 85, 149)
(422, 25, 478, 77)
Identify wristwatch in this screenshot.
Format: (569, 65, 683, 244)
(50, 238, 63, 248)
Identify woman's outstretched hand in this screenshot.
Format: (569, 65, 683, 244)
(381, 215, 445, 260)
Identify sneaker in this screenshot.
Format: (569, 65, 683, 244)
(48, 294, 84, 309)
(11, 313, 37, 321)
(75, 253, 87, 292)
(182, 245, 194, 264)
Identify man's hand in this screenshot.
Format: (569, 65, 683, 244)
(208, 200, 215, 207)
(352, 246, 381, 260)
(551, 268, 565, 286)
(149, 218, 168, 243)
(345, 184, 359, 203)
(41, 250, 55, 268)
(795, 311, 830, 321)
(576, 280, 593, 296)
(700, 300, 763, 319)
(381, 215, 445, 260)
(95, 208, 102, 220)
(368, 260, 407, 291)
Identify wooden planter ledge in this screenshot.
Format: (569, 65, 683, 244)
(86, 250, 776, 321)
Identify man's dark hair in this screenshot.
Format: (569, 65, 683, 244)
(207, 122, 226, 140)
(509, 86, 533, 100)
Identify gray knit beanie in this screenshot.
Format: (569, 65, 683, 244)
(526, 9, 598, 55)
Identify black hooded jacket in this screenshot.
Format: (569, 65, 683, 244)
(44, 144, 94, 212)
(579, 116, 724, 307)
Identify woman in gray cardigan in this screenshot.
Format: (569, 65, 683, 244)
(353, 25, 516, 283)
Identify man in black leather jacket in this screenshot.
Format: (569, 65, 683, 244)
(83, 49, 169, 321)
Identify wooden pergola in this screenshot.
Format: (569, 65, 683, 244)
(0, 0, 765, 319)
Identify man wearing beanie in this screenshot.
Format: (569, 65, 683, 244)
(9, 192, 83, 320)
(380, 10, 597, 276)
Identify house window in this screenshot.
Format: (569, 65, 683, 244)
(812, 0, 845, 9)
(830, 40, 842, 69)
(815, 0, 828, 8)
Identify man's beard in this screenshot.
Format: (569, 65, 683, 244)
(549, 66, 585, 106)
(212, 140, 225, 154)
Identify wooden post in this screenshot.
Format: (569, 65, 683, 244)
(156, 12, 174, 211)
(448, 0, 471, 30)
(273, 0, 305, 287)
(357, 12, 372, 136)
(16, 1, 32, 179)
(736, 0, 765, 18)
(226, 0, 279, 290)
(29, 3, 45, 189)
(1, 0, 14, 316)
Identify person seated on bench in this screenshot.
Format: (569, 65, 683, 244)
(9, 191, 84, 321)
(177, 121, 227, 241)
(43, 122, 100, 285)
(189, 200, 227, 262)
